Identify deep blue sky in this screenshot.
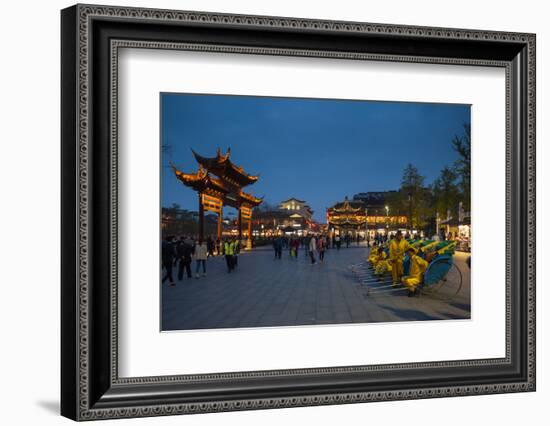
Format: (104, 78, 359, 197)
(161, 93, 470, 222)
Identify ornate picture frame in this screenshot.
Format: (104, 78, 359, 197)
(61, 4, 535, 421)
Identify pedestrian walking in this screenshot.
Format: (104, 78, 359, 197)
(224, 239, 235, 272)
(206, 236, 214, 257)
(291, 237, 299, 258)
(194, 239, 208, 278)
(161, 236, 176, 286)
(308, 235, 317, 265)
(176, 236, 193, 280)
(317, 235, 326, 262)
(273, 236, 283, 259)
(233, 239, 240, 268)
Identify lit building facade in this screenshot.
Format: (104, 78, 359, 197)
(251, 198, 317, 237)
(355, 192, 408, 234)
(278, 198, 314, 221)
(326, 198, 367, 235)
(327, 192, 408, 236)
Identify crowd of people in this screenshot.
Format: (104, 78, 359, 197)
(162, 230, 449, 287)
(161, 235, 243, 286)
(271, 234, 330, 265)
(163, 230, 375, 285)
(271, 232, 368, 265)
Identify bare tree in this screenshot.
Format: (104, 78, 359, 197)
(432, 166, 459, 217)
(451, 123, 471, 210)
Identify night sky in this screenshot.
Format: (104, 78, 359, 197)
(161, 93, 470, 222)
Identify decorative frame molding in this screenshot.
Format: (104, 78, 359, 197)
(61, 4, 535, 421)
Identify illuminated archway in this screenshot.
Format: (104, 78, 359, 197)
(171, 148, 262, 248)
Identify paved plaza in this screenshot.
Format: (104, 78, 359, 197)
(161, 246, 471, 331)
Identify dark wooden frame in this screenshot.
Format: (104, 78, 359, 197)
(61, 4, 536, 421)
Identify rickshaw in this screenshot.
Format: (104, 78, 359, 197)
(352, 240, 463, 300)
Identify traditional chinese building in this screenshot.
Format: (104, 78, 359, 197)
(353, 191, 410, 233)
(278, 198, 314, 222)
(328, 193, 408, 236)
(171, 148, 262, 248)
(326, 197, 367, 234)
(251, 198, 317, 237)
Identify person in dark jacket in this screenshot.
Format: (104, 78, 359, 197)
(206, 236, 215, 258)
(162, 236, 176, 286)
(176, 236, 193, 280)
(233, 239, 240, 268)
(273, 237, 283, 259)
(291, 237, 300, 258)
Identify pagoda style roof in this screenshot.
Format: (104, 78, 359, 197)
(192, 148, 259, 187)
(280, 197, 306, 204)
(327, 197, 368, 228)
(172, 165, 228, 196)
(172, 163, 262, 208)
(329, 199, 365, 213)
(239, 190, 263, 207)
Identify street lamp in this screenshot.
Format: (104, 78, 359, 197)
(385, 205, 389, 234)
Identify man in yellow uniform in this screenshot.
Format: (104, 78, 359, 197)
(374, 248, 391, 277)
(402, 247, 429, 296)
(389, 231, 409, 285)
(224, 239, 235, 273)
(368, 246, 382, 266)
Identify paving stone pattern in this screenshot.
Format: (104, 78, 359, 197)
(161, 246, 471, 331)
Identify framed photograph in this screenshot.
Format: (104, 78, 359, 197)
(61, 4, 536, 421)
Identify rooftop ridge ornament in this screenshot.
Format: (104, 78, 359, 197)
(216, 146, 231, 161)
(191, 147, 259, 186)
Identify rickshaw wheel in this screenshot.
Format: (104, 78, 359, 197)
(420, 262, 463, 301)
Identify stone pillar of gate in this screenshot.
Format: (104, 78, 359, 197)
(247, 212, 253, 250)
(217, 205, 223, 241)
(198, 192, 204, 241)
(237, 206, 242, 242)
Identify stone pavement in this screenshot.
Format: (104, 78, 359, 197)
(161, 246, 471, 331)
